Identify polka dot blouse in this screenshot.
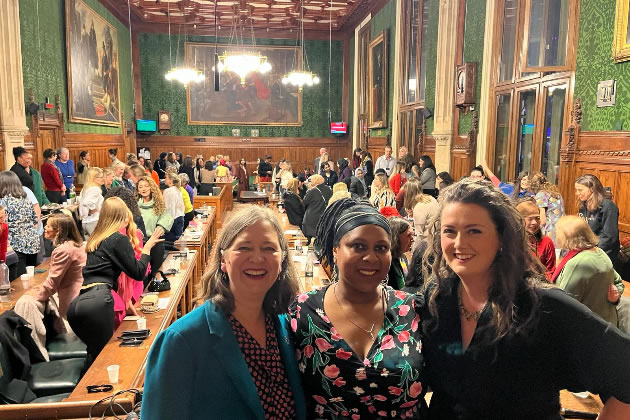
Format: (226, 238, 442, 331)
(229, 314, 296, 420)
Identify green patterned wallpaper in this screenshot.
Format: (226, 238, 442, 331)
(458, 0, 486, 135)
(424, 0, 440, 135)
(19, 0, 133, 134)
(139, 34, 343, 137)
(575, 0, 630, 131)
(369, 0, 397, 137)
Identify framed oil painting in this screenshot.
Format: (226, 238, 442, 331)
(368, 30, 388, 128)
(186, 43, 302, 126)
(65, 0, 121, 126)
(613, 0, 630, 62)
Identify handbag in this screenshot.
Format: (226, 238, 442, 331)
(147, 271, 171, 293)
(140, 294, 159, 314)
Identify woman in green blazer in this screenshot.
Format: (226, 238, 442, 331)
(142, 206, 306, 420)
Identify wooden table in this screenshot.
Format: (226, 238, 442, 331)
(66, 251, 197, 402)
(0, 261, 50, 314)
(194, 186, 231, 228)
(174, 217, 214, 300)
(239, 190, 270, 205)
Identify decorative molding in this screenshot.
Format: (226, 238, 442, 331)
(560, 98, 582, 163)
(454, 109, 479, 154)
(434, 135, 452, 146)
(576, 150, 630, 157)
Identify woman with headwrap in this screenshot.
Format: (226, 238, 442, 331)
(288, 198, 427, 419)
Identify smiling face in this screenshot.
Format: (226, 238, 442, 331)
(59, 149, 69, 161)
(221, 220, 283, 304)
(575, 183, 591, 202)
(333, 224, 392, 293)
(384, 147, 392, 158)
(520, 176, 530, 190)
(114, 166, 125, 177)
(518, 203, 541, 235)
(469, 169, 484, 181)
(440, 202, 500, 284)
(104, 172, 114, 186)
(137, 180, 152, 200)
(44, 221, 58, 241)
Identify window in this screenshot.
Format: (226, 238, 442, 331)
(523, 0, 573, 71)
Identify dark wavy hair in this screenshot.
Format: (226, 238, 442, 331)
(104, 186, 142, 219)
(422, 179, 546, 345)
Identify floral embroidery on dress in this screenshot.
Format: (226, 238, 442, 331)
(535, 191, 565, 244)
(289, 286, 426, 419)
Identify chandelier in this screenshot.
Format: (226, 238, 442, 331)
(282, 0, 319, 90)
(215, 6, 271, 85)
(163, 2, 204, 87)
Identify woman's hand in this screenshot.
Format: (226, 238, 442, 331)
(143, 230, 164, 254)
(126, 299, 139, 316)
(607, 284, 621, 304)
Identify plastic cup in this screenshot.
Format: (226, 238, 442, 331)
(136, 318, 146, 330)
(26, 266, 35, 276)
(20, 274, 31, 289)
(107, 365, 120, 383)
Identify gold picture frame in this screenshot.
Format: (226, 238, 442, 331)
(368, 30, 388, 129)
(613, 0, 630, 62)
(186, 43, 302, 126)
(65, 0, 121, 126)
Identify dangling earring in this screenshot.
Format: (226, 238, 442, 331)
(381, 274, 389, 287)
(331, 266, 338, 283)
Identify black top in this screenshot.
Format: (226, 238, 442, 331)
(579, 199, 620, 262)
(349, 176, 366, 199)
(301, 184, 332, 238)
(178, 165, 196, 189)
(82, 232, 150, 289)
(10, 163, 33, 191)
(153, 159, 167, 179)
(258, 161, 273, 178)
(322, 171, 338, 188)
(420, 280, 630, 420)
(363, 159, 374, 189)
(77, 161, 87, 174)
(282, 191, 305, 227)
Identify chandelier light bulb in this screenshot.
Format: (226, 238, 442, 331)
(165, 67, 205, 86)
(217, 52, 272, 85)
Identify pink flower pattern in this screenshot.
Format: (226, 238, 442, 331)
(288, 286, 426, 418)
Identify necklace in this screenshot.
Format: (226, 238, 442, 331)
(458, 285, 487, 322)
(333, 283, 383, 340)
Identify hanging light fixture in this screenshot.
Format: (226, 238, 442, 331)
(282, 0, 320, 90)
(215, 6, 271, 85)
(164, 2, 204, 86)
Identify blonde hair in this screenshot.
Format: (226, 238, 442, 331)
(86, 197, 138, 253)
(389, 162, 406, 182)
(332, 182, 348, 194)
(328, 191, 351, 206)
(136, 176, 166, 215)
(286, 178, 300, 195)
(555, 215, 599, 250)
(310, 174, 325, 186)
(81, 167, 103, 196)
(112, 160, 126, 170)
(372, 173, 392, 194)
(166, 171, 181, 187)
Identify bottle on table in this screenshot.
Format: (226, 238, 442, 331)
(295, 236, 303, 255)
(0, 261, 10, 302)
(69, 186, 76, 204)
(304, 251, 314, 291)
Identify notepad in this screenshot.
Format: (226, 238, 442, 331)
(158, 298, 170, 309)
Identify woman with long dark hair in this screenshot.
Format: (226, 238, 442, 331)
(360, 150, 374, 192)
(418, 155, 436, 196)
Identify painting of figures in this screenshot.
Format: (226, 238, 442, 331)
(186, 43, 302, 126)
(66, 0, 121, 126)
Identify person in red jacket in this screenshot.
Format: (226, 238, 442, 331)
(40, 148, 64, 204)
(517, 198, 556, 278)
(0, 205, 8, 263)
(388, 162, 407, 195)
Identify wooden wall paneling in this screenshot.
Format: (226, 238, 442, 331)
(64, 133, 126, 170)
(136, 136, 352, 174)
(616, 171, 630, 235)
(367, 136, 388, 163)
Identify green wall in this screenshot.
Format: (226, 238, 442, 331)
(458, 0, 486, 135)
(574, 0, 630, 131)
(369, 0, 397, 137)
(139, 33, 343, 137)
(19, 0, 133, 134)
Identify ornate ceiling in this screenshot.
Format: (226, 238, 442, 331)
(101, 0, 378, 36)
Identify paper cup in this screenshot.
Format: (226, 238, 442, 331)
(107, 365, 120, 383)
(26, 266, 35, 276)
(20, 274, 30, 289)
(136, 318, 146, 330)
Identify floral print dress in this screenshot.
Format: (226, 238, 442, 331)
(289, 286, 426, 419)
(535, 191, 565, 244)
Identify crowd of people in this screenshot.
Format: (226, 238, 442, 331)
(3, 143, 630, 418)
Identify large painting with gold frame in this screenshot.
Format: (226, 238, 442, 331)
(186, 43, 302, 126)
(613, 0, 630, 62)
(65, 0, 121, 126)
(368, 30, 388, 128)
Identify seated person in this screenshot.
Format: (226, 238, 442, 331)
(282, 178, 304, 227)
(516, 198, 555, 278)
(386, 216, 413, 289)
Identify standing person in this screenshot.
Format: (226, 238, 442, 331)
(320, 161, 338, 188)
(554, 216, 623, 326)
(144, 159, 160, 185)
(199, 161, 216, 195)
(165, 152, 180, 171)
(404, 179, 439, 244)
(374, 145, 397, 177)
(108, 148, 120, 167)
(388, 161, 407, 195)
(511, 172, 532, 200)
(0, 171, 39, 277)
(194, 157, 204, 189)
(10, 147, 34, 192)
(370, 172, 396, 210)
(516, 198, 556, 278)
(283, 178, 305, 227)
(101, 168, 115, 196)
(33, 214, 86, 324)
(349, 168, 367, 199)
(215, 159, 230, 179)
(235, 158, 249, 198)
(258, 155, 273, 182)
(314, 147, 327, 175)
(142, 206, 305, 419)
(178, 174, 195, 231)
(360, 150, 374, 192)
(78, 168, 105, 237)
(418, 155, 437, 197)
(41, 149, 64, 204)
(179, 155, 196, 190)
(301, 175, 332, 243)
(111, 161, 126, 188)
(337, 158, 353, 186)
(531, 171, 567, 241)
(352, 147, 363, 170)
(387, 216, 414, 289)
(154, 152, 168, 180)
(55, 148, 75, 200)
(104, 186, 147, 239)
(419, 179, 630, 419)
(76, 151, 91, 185)
(163, 172, 185, 241)
(276, 161, 294, 192)
(575, 174, 620, 265)
(67, 197, 163, 365)
(289, 199, 426, 419)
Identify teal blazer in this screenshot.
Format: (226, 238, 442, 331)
(142, 301, 306, 420)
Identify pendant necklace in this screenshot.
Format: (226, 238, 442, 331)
(458, 284, 487, 322)
(333, 283, 383, 340)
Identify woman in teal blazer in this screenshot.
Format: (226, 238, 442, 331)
(142, 206, 306, 420)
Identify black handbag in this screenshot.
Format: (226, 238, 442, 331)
(147, 271, 171, 292)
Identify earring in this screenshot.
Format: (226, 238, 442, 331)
(331, 267, 338, 283)
(381, 274, 389, 287)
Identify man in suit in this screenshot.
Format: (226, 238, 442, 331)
(350, 168, 368, 199)
(313, 147, 327, 175)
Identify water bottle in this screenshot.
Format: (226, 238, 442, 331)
(0, 261, 10, 302)
(295, 236, 303, 255)
(180, 237, 188, 259)
(304, 251, 314, 291)
(69, 185, 76, 204)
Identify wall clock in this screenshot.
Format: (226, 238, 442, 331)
(158, 110, 171, 133)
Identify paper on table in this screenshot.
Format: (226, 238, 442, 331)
(284, 229, 301, 235)
(158, 298, 170, 309)
(292, 255, 308, 263)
